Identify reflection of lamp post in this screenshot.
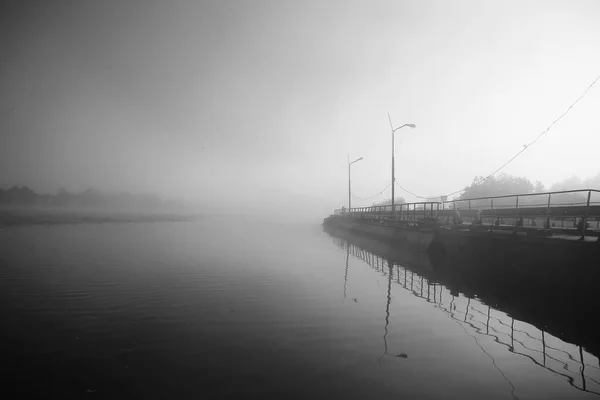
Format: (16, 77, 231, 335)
(378, 260, 395, 368)
(388, 113, 416, 212)
(348, 156, 363, 210)
(344, 243, 350, 300)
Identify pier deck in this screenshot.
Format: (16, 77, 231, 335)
(328, 189, 600, 242)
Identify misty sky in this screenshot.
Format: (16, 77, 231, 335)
(1, 0, 599, 217)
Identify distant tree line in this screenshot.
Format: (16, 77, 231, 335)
(372, 197, 406, 207)
(357, 172, 600, 210)
(455, 173, 600, 208)
(0, 186, 186, 212)
(458, 174, 545, 200)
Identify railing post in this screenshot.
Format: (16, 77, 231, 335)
(513, 195, 519, 233)
(581, 190, 591, 240)
(468, 199, 471, 210)
(452, 201, 456, 226)
(544, 193, 552, 230)
(489, 198, 494, 230)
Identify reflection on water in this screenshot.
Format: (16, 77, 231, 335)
(2, 220, 600, 399)
(332, 233, 600, 396)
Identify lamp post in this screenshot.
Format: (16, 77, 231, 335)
(388, 113, 416, 213)
(348, 156, 363, 211)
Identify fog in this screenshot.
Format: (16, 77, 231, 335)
(2, 0, 600, 222)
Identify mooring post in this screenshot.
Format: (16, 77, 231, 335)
(542, 331, 546, 366)
(513, 195, 519, 234)
(490, 198, 494, 231)
(580, 190, 591, 241)
(545, 193, 552, 230)
(510, 318, 514, 350)
(453, 201, 457, 226)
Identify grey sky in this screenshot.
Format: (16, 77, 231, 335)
(1, 0, 599, 219)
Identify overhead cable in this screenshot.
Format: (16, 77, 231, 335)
(396, 72, 600, 200)
(351, 183, 392, 201)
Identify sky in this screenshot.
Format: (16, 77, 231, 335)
(1, 0, 600, 220)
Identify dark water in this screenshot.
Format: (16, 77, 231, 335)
(1, 218, 599, 399)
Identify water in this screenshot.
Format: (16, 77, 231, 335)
(1, 217, 599, 399)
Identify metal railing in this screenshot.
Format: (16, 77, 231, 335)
(331, 189, 600, 238)
(334, 201, 441, 221)
(441, 188, 600, 210)
(440, 189, 600, 236)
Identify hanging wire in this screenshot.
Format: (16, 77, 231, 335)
(394, 181, 440, 200)
(395, 72, 600, 200)
(351, 183, 392, 201)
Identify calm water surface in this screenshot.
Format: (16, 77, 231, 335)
(1, 218, 599, 399)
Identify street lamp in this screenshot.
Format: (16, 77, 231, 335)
(388, 113, 416, 213)
(348, 156, 363, 211)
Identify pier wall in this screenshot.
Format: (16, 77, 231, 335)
(323, 215, 432, 251)
(324, 215, 600, 294)
(323, 225, 600, 362)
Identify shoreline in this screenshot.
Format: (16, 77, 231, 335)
(0, 207, 200, 227)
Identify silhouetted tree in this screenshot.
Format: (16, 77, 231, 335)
(533, 181, 545, 193)
(550, 176, 582, 192)
(0, 186, 179, 212)
(458, 174, 535, 200)
(372, 197, 406, 206)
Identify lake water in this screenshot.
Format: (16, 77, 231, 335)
(1, 217, 599, 399)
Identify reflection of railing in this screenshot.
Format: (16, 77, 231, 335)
(330, 189, 600, 238)
(332, 235, 600, 396)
